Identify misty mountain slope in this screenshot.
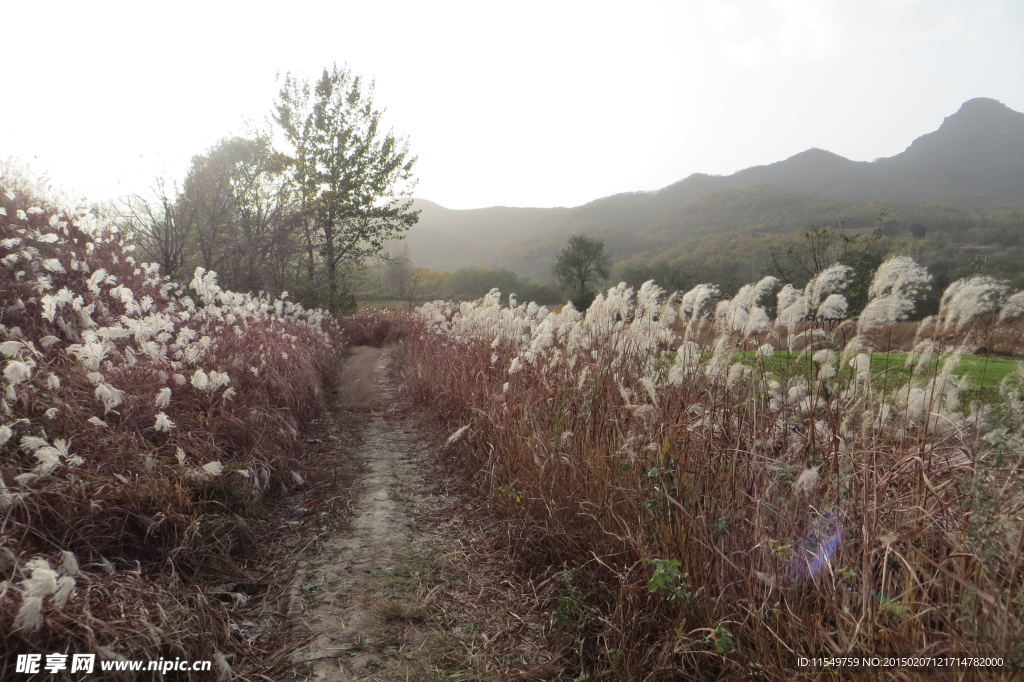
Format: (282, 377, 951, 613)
(877, 97, 1024, 198)
(409, 98, 1024, 278)
(494, 187, 910, 279)
(405, 199, 569, 270)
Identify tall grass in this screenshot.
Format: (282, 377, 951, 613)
(401, 272, 1024, 678)
(0, 182, 342, 676)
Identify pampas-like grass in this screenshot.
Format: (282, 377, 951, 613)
(1, 176, 342, 673)
(399, 258, 1024, 677)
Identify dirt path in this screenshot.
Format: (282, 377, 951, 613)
(285, 346, 562, 681)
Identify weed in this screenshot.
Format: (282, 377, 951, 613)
(646, 559, 693, 606)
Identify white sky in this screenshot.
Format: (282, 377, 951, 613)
(2, 0, 1022, 209)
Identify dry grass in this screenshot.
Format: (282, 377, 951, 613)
(395, 295, 1024, 680)
(340, 312, 412, 347)
(375, 491, 574, 681)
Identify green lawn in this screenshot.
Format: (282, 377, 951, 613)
(734, 350, 1021, 401)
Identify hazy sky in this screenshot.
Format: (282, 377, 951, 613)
(3, 0, 1022, 209)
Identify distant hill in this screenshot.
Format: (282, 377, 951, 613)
(407, 98, 1024, 280)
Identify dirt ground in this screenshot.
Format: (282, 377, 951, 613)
(284, 346, 565, 681)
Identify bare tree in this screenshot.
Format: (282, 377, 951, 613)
(118, 178, 194, 279)
(383, 245, 424, 309)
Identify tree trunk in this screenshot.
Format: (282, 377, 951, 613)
(324, 217, 338, 311)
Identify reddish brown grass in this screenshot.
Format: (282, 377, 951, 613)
(397, 311, 1024, 680)
(0, 185, 342, 677)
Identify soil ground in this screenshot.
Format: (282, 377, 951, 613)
(284, 346, 565, 681)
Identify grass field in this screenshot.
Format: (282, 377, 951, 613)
(403, 280, 1024, 677)
(735, 349, 1021, 399)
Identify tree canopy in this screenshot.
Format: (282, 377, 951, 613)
(554, 234, 610, 309)
(273, 65, 419, 311)
(124, 65, 419, 314)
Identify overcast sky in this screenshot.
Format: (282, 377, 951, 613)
(3, 0, 1022, 209)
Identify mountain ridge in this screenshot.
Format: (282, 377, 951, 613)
(406, 98, 1024, 276)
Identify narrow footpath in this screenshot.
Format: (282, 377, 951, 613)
(285, 346, 564, 681)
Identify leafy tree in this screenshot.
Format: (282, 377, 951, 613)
(554, 234, 610, 309)
(446, 267, 520, 301)
(441, 267, 559, 305)
(616, 258, 695, 292)
(274, 64, 418, 312)
(122, 136, 296, 294)
(181, 136, 295, 293)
